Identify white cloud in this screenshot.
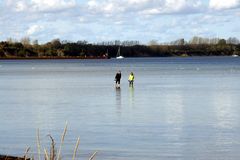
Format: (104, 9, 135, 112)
(127, 0, 150, 4)
(15, 1, 28, 12)
(1, 0, 240, 43)
(27, 24, 44, 35)
(5, 0, 203, 16)
(86, 0, 203, 16)
(141, 0, 203, 15)
(114, 21, 124, 25)
(87, 0, 98, 9)
(31, 0, 76, 12)
(5, 0, 14, 6)
(5, 0, 27, 12)
(6, 0, 77, 12)
(165, 0, 187, 12)
(87, 0, 125, 14)
(209, 0, 240, 10)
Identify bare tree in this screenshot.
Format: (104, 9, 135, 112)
(148, 40, 158, 46)
(227, 37, 240, 44)
(21, 37, 31, 46)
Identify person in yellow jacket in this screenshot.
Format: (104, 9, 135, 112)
(128, 72, 134, 87)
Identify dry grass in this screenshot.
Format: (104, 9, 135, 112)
(20, 122, 97, 160)
(72, 137, 80, 160)
(88, 151, 98, 160)
(56, 122, 68, 160)
(23, 147, 30, 160)
(36, 129, 41, 160)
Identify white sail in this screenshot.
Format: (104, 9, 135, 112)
(116, 47, 124, 59)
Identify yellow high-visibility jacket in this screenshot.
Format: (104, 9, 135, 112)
(128, 74, 134, 81)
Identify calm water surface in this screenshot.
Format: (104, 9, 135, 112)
(0, 57, 240, 160)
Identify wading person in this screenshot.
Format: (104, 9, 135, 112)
(115, 70, 121, 88)
(128, 72, 134, 87)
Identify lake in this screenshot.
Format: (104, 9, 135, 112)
(0, 57, 240, 160)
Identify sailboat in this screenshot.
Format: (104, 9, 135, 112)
(232, 54, 239, 57)
(116, 47, 124, 59)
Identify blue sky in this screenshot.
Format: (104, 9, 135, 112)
(0, 0, 239, 44)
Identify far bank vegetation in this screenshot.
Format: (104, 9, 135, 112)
(0, 36, 240, 58)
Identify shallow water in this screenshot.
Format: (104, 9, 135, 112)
(0, 57, 240, 160)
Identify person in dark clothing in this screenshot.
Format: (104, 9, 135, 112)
(115, 70, 121, 88)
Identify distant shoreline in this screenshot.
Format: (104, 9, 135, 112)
(1, 40, 240, 58)
(0, 55, 239, 60)
(0, 56, 111, 60)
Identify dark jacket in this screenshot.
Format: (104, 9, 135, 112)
(115, 72, 121, 81)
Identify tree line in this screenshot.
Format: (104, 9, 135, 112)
(0, 37, 240, 58)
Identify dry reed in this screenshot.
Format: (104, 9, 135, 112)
(47, 135, 56, 160)
(36, 129, 41, 160)
(23, 147, 30, 160)
(56, 122, 68, 160)
(88, 151, 98, 160)
(4, 122, 98, 160)
(43, 148, 49, 160)
(72, 137, 80, 160)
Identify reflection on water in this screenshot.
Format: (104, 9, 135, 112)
(128, 87, 134, 108)
(163, 91, 184, 125)
(115, 88, 122, 113)
(212, 89, 238, 156)
(213, 90, 237, 129)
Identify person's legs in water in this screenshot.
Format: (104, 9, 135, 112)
(116, 80, 120, 88)
(129, 80, 133, 87)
